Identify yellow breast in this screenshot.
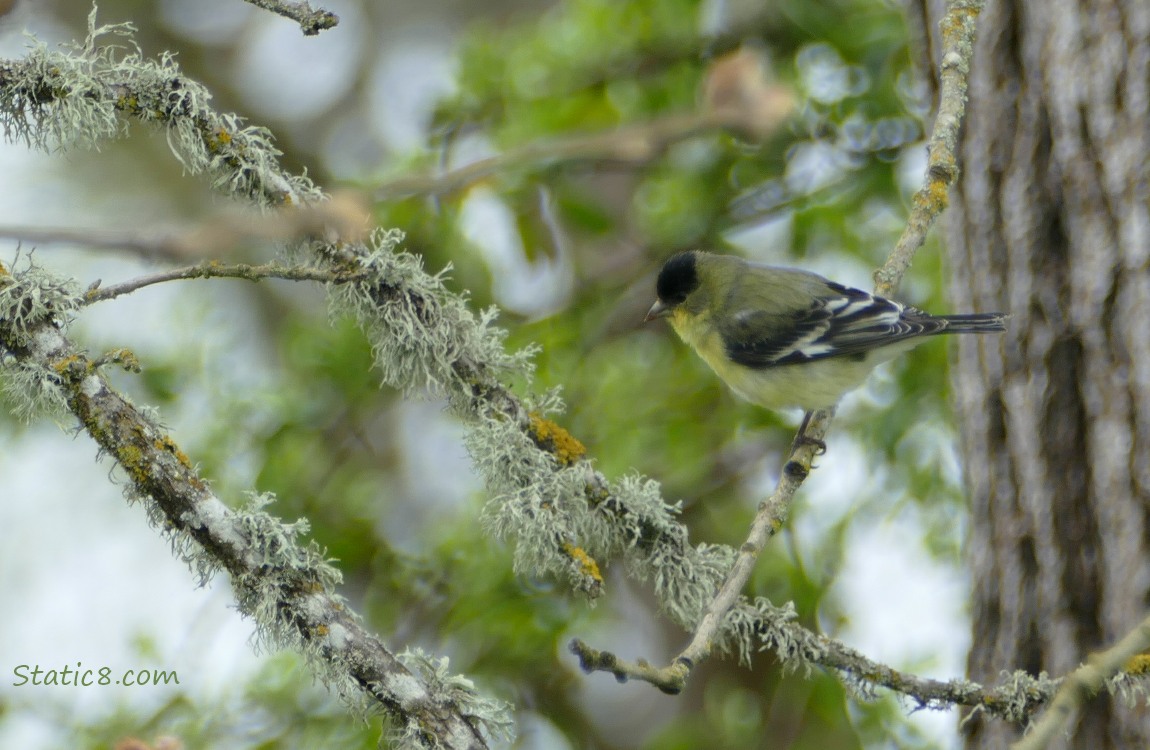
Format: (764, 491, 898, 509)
(668, 307, 890, 411)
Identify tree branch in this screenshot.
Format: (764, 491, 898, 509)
(572, 620, 1053, 719)
(1012, 613, 1150, 750)
(671, 410, 833, 678)
(574, 601, 1150, 725)
(83, 261, 366, 304)
(0, 11, 322, 207)
(242, 0, 338, 35)
(0, 264, 506, 750)
(874, 0, 984, 297)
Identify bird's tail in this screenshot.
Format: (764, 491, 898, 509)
(936, 312, 1010, 333)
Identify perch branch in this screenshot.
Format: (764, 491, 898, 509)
(242, 0, 338, 35)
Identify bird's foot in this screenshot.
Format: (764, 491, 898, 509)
(793, 435, 826, 455)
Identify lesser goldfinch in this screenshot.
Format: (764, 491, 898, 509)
(645, 250, 1007, 442)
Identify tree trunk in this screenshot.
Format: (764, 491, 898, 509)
(911, 0, 1150, 746)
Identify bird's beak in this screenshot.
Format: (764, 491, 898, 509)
(644, 300, 672, 323)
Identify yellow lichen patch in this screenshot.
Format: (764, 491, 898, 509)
(108, 348, 141, 373)
(528, 413, 586, 466)
(51, 354, 85, 376)
(117, 443, 147, 485)
(115, 94, 140, 112)
(913, 176, 951, 216)
(154, 435, 194, 470)
(941, 5, 979, 42)
(311, 624, 330, 638)
(927, 174, 951, 211)
(1125, 653, 1150, 676)
(206, 127, 232, 152)
(585, 484, 610, 505)
(562, 542, 602, 584)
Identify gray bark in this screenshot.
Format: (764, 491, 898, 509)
(912, 0, 1150, 746)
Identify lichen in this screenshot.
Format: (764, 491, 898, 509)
(1, 8, 321, 206)
(528, 412, 587, 465)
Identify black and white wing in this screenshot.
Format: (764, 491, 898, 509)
(721, 281, 950, 369)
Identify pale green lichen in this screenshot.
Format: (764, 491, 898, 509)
(325, 228, 536, 410)
(172, 491, 362, 709)
(988, 670, 1057, 723)
(1, 7, 321, 206)
(469, 408, 597, 589)
(1108, 669, 1150, 708)
(225, 492, 345, 636)
(0, 260, 81, 347)
(601, 474, 736, 633)
(393, 648, 516, 748)
(0, 359, 70, 422)
(0, 261, 81, 421)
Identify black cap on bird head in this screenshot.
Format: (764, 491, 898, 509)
(645, 251, 700, 321)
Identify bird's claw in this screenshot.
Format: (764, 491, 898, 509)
(795, 435, 827, 455)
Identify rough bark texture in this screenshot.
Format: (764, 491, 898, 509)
(912, 0, 1150, 747)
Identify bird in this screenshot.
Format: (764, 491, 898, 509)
(644, 250, 1007, 448)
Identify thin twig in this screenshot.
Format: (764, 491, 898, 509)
(673, 411, 832, 675)
(242, 0, 338, 35)
(874, 0, 984, 297)
(571, 628, 1051, 718)
(1012, 613, 1150, 750)
(83, 261, 365, 304)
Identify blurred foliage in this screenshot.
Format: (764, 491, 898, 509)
(1, 0, 977, 748)
(40, 651, 385, 750)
